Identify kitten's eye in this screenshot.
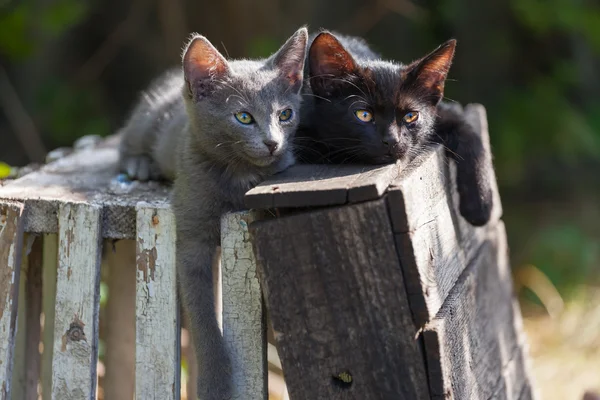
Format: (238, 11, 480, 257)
(354, 109, 374, 123)
(403, 111, 419, 124)
(234, 112, 254, 125)
(279, 109, 293, 122)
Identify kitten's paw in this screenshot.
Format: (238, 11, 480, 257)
(459, 188, 493, 226)
(119, 154, 162, 182)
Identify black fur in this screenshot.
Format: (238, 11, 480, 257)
(297, 32, 493, 226)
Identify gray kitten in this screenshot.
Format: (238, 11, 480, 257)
(118, 27, 308, 399)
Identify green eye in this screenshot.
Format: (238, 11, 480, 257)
(234, 111, 254, 125)
(354, 109, 374, 122)
(403, 111, 419, 124)
(279, 108, 293, 122)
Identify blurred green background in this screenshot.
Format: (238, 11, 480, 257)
(1, 0, 599, 398)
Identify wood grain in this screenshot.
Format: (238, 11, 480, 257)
(135, 203, 179, 400)
(245, 163, 399, 209)
(51, 203, 102, 400)
(251, 199, 430, 400)
(423, 222, 536, 400)
(0, 201, 24, 400)
(221, 211, 267, 400)
(0, 135, 171, 239)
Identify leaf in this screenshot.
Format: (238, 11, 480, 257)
(0, 162, 12, 178)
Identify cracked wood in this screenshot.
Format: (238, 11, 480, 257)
(52, 203, 102, 399)
(135, 203, 179, 400)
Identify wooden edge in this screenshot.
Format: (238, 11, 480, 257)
(245, 163, 400, 210)
(52, 202, 102, 399)
(221, 211, 267, 400)
(135, 202, 180, 400)
(0, 201, 25, 399)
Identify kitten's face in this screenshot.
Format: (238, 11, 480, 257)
(308, 33, 455, 164)
(182, 28, 308, 168)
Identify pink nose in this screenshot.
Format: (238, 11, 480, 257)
(263, 140, 279, 155)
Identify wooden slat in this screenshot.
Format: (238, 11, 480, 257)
(250, 199, 430, 399)
(387, 105, 503, 327)
(0, 135, 171, 238)
(135, 203, 179, 400)
(24, 236, 43, 400)
(0, 201, 24, 400)
(40, 234, 58, 399)
(52, 203, 102, 399)
(12, 235, 43, 400)
(221, 211, 267, 400)
(423, 222, 536, 400)
(245, 163, 399, 209)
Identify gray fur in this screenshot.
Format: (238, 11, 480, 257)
(118, 27, 308, 399)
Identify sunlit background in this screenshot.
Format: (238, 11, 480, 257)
(1, 0, 599, 399)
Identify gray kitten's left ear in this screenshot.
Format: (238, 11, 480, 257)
(269, 27, 308, 92)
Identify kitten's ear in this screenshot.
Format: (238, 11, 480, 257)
(182, 34, 230, 100)
(309, 32, 358, 95)
(403, 39, 456, 105)
(269, 27, 309, 92)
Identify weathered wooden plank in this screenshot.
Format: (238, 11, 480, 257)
(12, 242, 27, 400)
(0, 135, 171, 238)
(245, 163, 399, 209)
(423, 222, 536, 400)
(24, 236, 43, 400)
(250, 199, 430, 400)
(387, 104, 503, 327)
(40, 234, 58, 399)
(52, 203, 102, 400)
(221, 211, 267, 400)
(12, 235, 43, 400)
(135, 203, 179, 400)
(103, 239, 135, 400)
(0, 201, 24, 400)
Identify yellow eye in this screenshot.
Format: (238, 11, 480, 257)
(354, 109, 373, 122)
(403, 111, 419, 124)
(279, 108, 293, 122)
(234, 111, 254, 124)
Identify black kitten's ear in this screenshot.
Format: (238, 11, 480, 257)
(309, 32, 358, 95)
(404, 39, 456, 105)
(269, 27, 309, 92)
(182, 34, 230, 100)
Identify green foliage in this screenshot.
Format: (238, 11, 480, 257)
(37, 79, 110, 146)
(0, 0, 89, 59)
(512, 0, 600, 51)
(0, 162, 11, 178)
(0, 3, 34, 59)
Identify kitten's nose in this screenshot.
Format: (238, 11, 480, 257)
(382, 137, 399, 149)
(263, 140, 279, 155)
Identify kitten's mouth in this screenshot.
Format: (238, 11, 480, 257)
(244, 153, 279, 167)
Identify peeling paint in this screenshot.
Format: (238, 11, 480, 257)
(137, 247, 157, 282)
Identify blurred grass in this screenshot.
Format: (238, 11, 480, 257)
(520, 286, 600, 400)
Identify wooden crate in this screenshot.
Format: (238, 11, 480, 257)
(0, 104, 536, 400)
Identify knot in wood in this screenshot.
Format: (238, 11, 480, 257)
(152, 215, 160, 226)
(67, 322, 86, 342)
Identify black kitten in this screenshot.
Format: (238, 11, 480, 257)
(297, 32, 493, 226)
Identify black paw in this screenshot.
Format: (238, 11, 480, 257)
(459, 188, 493, 226)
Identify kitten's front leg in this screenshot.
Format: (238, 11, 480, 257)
(435, 103, 494, 226)
(177, 232, 232, 400)
(173, 175, 233, 400)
